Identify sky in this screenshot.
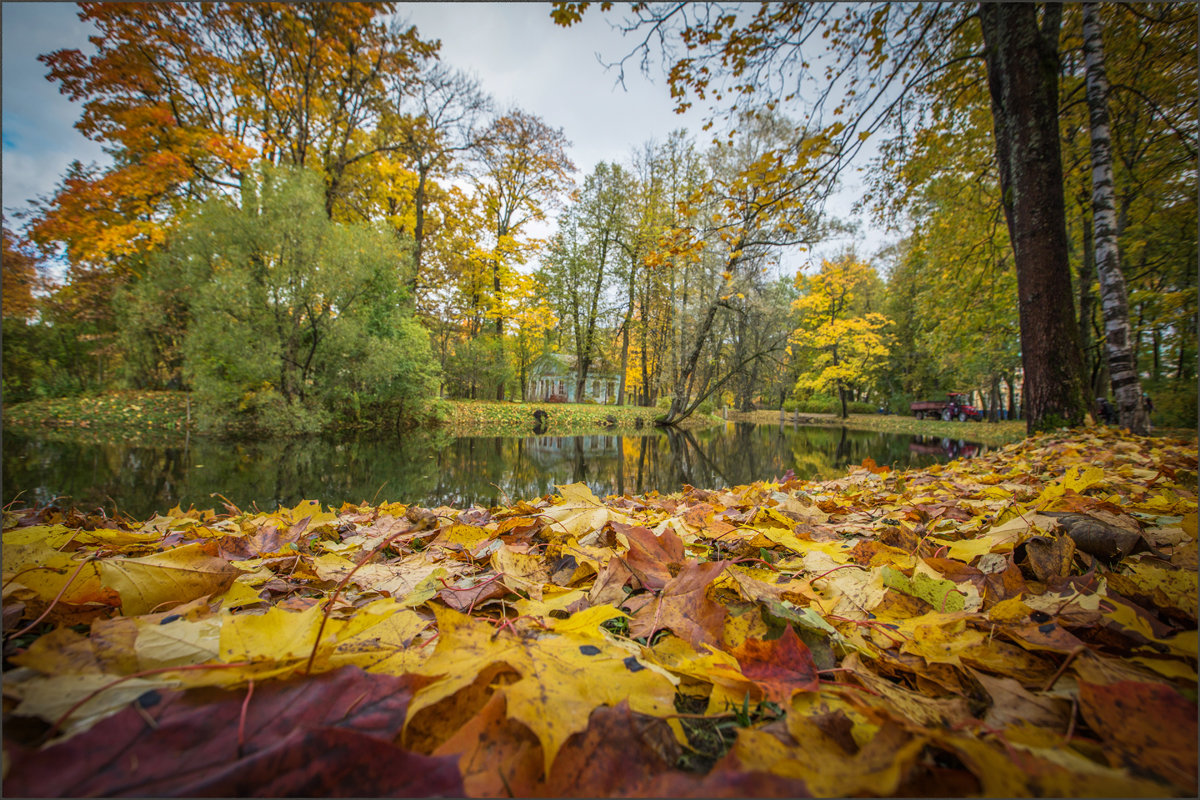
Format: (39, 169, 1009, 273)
(1, 2, 883, 267)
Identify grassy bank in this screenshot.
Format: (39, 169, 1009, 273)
(2, 391, 716, 439)
(441, 399, 705, 436)
(3, 391, 193, 436)
(726, 407, 1196, 447)
(7, 392, 1191, 444)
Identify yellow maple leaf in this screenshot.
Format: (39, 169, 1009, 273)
(408, 604, 677, 774)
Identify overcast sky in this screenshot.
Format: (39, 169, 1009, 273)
(2, 2, 881, 266)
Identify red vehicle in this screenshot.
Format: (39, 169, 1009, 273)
(910, 392, 984, 422)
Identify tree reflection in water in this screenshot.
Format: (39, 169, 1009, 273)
(3, 423, 985, 520)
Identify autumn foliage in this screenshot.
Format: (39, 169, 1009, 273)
(3, 427, 1196, 796)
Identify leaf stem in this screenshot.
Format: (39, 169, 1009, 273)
(1041, 644, 1087, 692)
(304, 522, 420, 675)
(237, 677, 255, 757)
(9, 555, 96, 640)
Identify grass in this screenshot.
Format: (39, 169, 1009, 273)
(729, 407, 1196, 446)
(441, 399, 698, 436)
(3, 391, 193, 435)
(3, 391, 712, 439)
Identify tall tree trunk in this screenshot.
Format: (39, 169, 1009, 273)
(618, 325, 630, 405)
(408, 166, 429, 305)
(618, 266, 635, 406)
(1076, 200, 1101, 396)
(492, 233, 505, 401)
(576, 358, 591, 404)
(1150, 328, 1161, 382)
(1082, 2, 1148, 434)
(979, 2, 1088, 433)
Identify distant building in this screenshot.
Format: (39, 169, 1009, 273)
(526, 352, 621, 403)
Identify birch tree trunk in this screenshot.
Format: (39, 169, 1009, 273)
(1082, 2, 1149, 434)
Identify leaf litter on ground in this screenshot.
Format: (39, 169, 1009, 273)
(2, 427, 1197, 797)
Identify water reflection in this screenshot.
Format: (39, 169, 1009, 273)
(3, 423, 985, 519)
(908, 435, 983, 460)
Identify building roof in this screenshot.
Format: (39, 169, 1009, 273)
(529, 351, 620, 377)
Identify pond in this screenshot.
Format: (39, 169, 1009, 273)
(2, 423, 988, 520)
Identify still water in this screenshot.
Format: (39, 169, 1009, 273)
(3, 423, 986, 520)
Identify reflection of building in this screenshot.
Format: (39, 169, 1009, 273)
(524, 434, 620, 467)
(526, 353, 620, 403)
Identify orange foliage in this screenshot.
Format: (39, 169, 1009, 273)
(1, 226, 40, 321)
(31, 2, 436, 266)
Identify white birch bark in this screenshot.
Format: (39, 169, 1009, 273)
(1083, 2, 1148, 434)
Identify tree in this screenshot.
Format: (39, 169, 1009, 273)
(542, 162, 629, 401)
(443, 335, 510, 402)
(790, 254, 892, 419)
(977, 3, 1087, 431)
(2, 225, 39, 322)
(472, 109, 575, 399)
(1081, 2, 1148, 434)
(727, 274, 796, 411)
(32, 3, 437, 264)
(507, 272, 557, 401)
(613, 140, 671, 405)
(353, 62, 492, 302)
(656, 112, 824, 425)
(640, 132, 706, 408)
(2, 225, 49, 401)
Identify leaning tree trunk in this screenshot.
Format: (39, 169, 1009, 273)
(659, 301, 721, 425)
(979, 2, 1088, 434)
(1082, 2, 1148, 434)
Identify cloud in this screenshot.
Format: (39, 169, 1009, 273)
(2, 2, 109, 216)
(1, 2, 888, 256)
(398, 3, 708, 175)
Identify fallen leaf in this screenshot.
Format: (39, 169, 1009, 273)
(730, 625, 819, 705)
(629, 559, 729, 648)
(97, 543, 238, 615)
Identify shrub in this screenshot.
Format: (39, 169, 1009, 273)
(166, 164, 437, 434)
(782, 394, 874, 415)
(444, 336, 511, 400)
(1145, 384, 1198, 429)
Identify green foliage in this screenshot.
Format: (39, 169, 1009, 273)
(783, 395, 875, 415)
(115, 247, 199, 390)
(320, 314, 441, 428)
(444, 334, 512, 400)
(1144, 384, 1198, 430)
(133, 164, 438, 434)
(2, 319, 48, 402)
(1, 317, 105, 402)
